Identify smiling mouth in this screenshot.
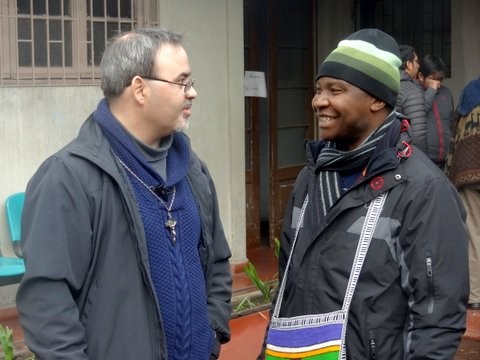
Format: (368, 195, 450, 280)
(317, 114, 336, 125)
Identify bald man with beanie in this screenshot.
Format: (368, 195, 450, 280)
(260, 29, 468, 360)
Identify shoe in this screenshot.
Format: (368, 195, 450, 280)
(468, 302, 480, 310)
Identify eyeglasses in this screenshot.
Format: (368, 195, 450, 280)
(142, 76, 195, 94)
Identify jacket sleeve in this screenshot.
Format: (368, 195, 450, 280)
(206, 176, 232, 344)
(16, 156, 92, 360)
(399, 173, 468, 359)
(193, 156, 233, 345)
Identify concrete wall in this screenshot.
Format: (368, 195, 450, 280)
(0, 0, 245, 307)
(158, 0, 246, 264)
(449, 0, 480, 102)
(0, 86, 102, 258)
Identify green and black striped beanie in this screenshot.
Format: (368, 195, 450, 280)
(316, 28, 401, 108)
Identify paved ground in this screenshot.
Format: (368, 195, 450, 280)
(456, 338, 480, 359)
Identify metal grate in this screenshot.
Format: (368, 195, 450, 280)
(0, 0, 157, 87)
(353, 0, 451, 72)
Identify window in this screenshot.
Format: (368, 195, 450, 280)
(0, 0, 158, 86)
(354, 0, 451, 73)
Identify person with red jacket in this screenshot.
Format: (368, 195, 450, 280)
(417, 54, 455, 169)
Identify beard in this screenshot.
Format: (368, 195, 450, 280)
(174, 117, 190, 133)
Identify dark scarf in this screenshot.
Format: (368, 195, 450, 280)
(316, 112, 396, 216)
(93, 99, 212, 360)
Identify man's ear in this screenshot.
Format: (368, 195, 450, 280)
(371, 97, 386, 112)
(130, 75, 149, 105)
(406, 60, 414, 72)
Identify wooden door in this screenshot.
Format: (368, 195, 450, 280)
(244, 0, 261, 248)
(244, 0, 316, 248)
(267, 0, 315, 244)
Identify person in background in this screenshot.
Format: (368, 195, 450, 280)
(396, 44, 428, 153)
(16, 27, 232, 360)
(446, 76, 480, 310)
(260, 28, 468, 360)
(417, 54, 455, 169)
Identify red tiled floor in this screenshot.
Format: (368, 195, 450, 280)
(219, 310, 269, 360)
(465, 309, 480, 340)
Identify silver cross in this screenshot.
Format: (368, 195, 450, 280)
(165, 213, 177, 244)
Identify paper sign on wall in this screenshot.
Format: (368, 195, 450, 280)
(244, 71, 267, 98)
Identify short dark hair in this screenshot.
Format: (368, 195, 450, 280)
(418, 54, 449, 78)
(399, 44, 416, 70)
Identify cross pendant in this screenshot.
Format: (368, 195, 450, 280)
(165, 213, 177, 244)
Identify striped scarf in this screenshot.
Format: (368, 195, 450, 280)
(316, 112, 396, 216)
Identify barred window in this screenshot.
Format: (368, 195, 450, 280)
(0, 0, 158, 86)
(354, 0, 451, 72)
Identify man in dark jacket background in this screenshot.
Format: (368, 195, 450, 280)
(16, 27, 232, 360)
(396, 44, 428, 153)
(261, 29, 468, 360)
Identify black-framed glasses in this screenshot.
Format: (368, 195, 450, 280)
(142, 76, 195, 94)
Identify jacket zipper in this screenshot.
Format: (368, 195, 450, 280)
(426, 252, 434, 314)
(432, 102, 445, 162)
(369, 330, 376, 359)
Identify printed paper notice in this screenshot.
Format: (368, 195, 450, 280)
(244, 71, 267, 98)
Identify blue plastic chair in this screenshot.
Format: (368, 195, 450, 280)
(5, 192, 25, 258)
(0, 257, 25, 286)
(1, 192, 26, 286)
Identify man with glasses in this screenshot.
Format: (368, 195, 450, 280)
(17, 27, 232, 360)
(396, 44, 429, 153)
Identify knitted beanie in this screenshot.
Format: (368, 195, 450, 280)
(316, 28, 401, 108)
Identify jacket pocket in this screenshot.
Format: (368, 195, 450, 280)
(425, 250, 435, 314)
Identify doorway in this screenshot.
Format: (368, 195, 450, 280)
(244, 0, 316, 252)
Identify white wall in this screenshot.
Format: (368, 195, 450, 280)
(449, 0, 480, 102)
(0, 87, 101, 306)
(158, 0, 246, 263)
(0, 0, 246, 307)
(0, 87, 102, 257)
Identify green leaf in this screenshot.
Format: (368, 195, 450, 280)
(0, 324, 14, 360)
(244, 262, 272, 302)
(273, 237, 281, 258)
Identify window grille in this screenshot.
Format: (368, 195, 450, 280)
(354, 0, 451, 72)
(0, 0, 158, 86)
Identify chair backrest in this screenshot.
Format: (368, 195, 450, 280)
(5, 192, 25, 257)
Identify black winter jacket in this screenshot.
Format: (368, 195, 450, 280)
(396, 70, 428, 153)
(17, 116, 232, 360)
(273, 118, 468, 359)
(424, 86, 455, 167)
